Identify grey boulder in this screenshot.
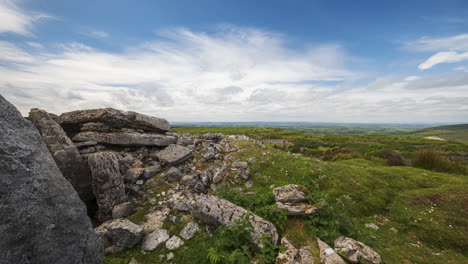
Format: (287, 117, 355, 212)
(180, 222, 199, 240)
(95, 219, 144, 254)
(73, 131, 176, 147)
(275, 237, 313, 264)
(156, 144, 193, 166)
(28, 108, 94, 206)
(59, 108, 170, 134)
(317, 238, 346, 264)
(142, 229, 170, 251)
(273, 184, 309, 204)
(112, 202, 135, 219)
(166, 167, 183, 182)
(0, 95, 103, 264)
(334, 236, 381, 264)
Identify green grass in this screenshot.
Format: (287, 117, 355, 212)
(409, 124, 468, 144)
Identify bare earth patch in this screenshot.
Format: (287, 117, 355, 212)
(424, 136, 446, 141)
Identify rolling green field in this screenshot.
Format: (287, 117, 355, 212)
(409, 124, 468, 144)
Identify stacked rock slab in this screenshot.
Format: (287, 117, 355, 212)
(28, 108, 94, 206)
(88, 152, 126, 222)
(273, 184, 318, 216)
(0, 95, 103, 263)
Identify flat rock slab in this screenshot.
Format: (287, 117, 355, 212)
(0, 95, 103, 264)
(142, 229, 170, 251)
(156, 144, 193, 166)
(59, 108, 170, 134)
(73, 131, 176, 147)
(273, 184, 309, 204)
(277, 202, 318, 216)
(95, 219, 144, 251)
(317, 238, 346, 264)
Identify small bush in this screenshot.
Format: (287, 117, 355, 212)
(381, 150, 406, 166)
(412, 150, 466, 174)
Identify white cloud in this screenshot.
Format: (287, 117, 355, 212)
(0, 0, 52, 36)
(84, 30, 109, 39)
(418, 51, 468, 70)
(26, 41, 43, 48)
(406, 33, 468, 52)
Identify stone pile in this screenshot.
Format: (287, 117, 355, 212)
(273, 184, 318, 216)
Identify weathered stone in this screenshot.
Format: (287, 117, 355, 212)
(180, 171, 212, 193)
(334, 236, 381, 264)
(143, 164, 162, 179)
(165, 236, 184, 250)
(88, 152, 126, 222)
(273, 184, 309, 204)
(0, 96, 103, 264)
(365, 223, 379, 230)
(180, 222, 199, 240)
(95, 219, 144, 251)
(112, 202, 135, 219)
(232, 161, 248, 169)
(200, 133, 224, 143)
(80, 122, 114, 132)
(317, 238, 346, 264)
(73, 131, 176, 147)
(190, 194, 278, 249)
(166, 167, 183, 182)
(141, 207, 170, 231)
(142, 229, 170, 251)
(275, 237, 314, 264)
(167, 252, 175, 260)
(124, 167, 144, 183)
(59, 108, 170, 134)
(156, 144, 193, 166)
(276, 202, 318, 216)
(28, 108, 94, 206)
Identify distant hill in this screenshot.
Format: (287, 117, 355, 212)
(410, 124, 468, 144)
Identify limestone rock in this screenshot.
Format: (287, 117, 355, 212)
(28, 108, 94, 206)
(273, 184, 309, 204)
(142, 229, 170, 251)
(73, 131, 176, 147)
(166, 236, 184, 250)
(276, 202, 318, 216)
(88, 152, 126, 221)
(141, 207, 170, 231)
(112, 202, 135, 219)
(334, 236, 381, 264)
(200, 133, 224, 143)
(166, 166, 183, 182)
(95, 219, 144, 252)
(180, 222, 199, 240)
(275, 237, 314, 264)
(143, 164, 162, 179)
(317, 238, 346, 264)
(0, 95, 103, 264)
(190, 194, 278, 249)
(59, 108, 170, 134)
(124, 167, 144, 183)
(156, 144, 193, 166)
(232, 161, 248, 169)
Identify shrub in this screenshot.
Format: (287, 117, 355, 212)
(381, 150, 406, 166)
(412, 150, 466, 174)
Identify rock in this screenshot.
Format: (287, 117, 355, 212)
(124, 167, 144, 183)
(166, 166, 183, 182)
(141, 207, 170, 231)
(248, 157, 257, 163)
(75, 141, 99, 148)
(201, 146, 216, 161)
(276, 202, 318, 216)
(200, 133, 224, 143)
(275, 237, 314, 264)
(80, 122, 114, 132)
(180, 222, 199, 240)
(73, 131, 176, 147)
(128, 257, 140, 264)
(88, 152, 126, 221)
(142, 229, 170, 251)
(317, 238, 346, 264)
(180, 171, 212, 193)
(334, 236, 381, 264)
(143, 164, 162, 179)
(95, 219, 144, 252)
(166, 236, 184, 250)
(167, 252, 175, 260)
(273, 184, 309, 204)
(112, 202, 135, 219)
(156, 144, 193, 166)
(190, 194, 278, 249)
(0, 96, 103, 263)
(365, 223, 380, 230)
(232, 161, 248, 169)
(59, 108, 170, 134)
(28, 108, 94, 206)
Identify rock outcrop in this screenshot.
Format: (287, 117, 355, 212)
(0, 95, 103, 264)
(189, 194, 278, 249)
(317, 238, 346, 264)
(156, 144, 193, 165)
(334, 236, 381, 264)
(59, 108, 170, 134)
(73, 131, 176, 147)
(88, 152, 126, 221)
(28, 108, 94, 206)
(273, 184, 318, 216)
(275, 237, 314, 264)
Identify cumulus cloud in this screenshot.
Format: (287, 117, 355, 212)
(0, 0, 52, 36)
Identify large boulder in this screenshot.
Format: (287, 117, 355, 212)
(190, 194, 278, 249)
(73, 131, 176, 147)
(28, 108, 94, 206)
(317, 238, 346, 264)
(0, 95, 103, 263)
(275, 237, 314, 264)
(273, 184, 317, 216)
(156, 144, 193, 166)
(88, 152, 126, 222)
(95, 219, 144, 254)
(59, 108, 170, 134)
(334, 236, 381, 264)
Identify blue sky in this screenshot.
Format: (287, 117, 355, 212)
(1, 0, 467, 123)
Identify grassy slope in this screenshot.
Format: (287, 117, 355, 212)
(409, 124, 468, 144)
(106, 127, 468, 264)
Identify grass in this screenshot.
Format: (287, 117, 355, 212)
(409, 124, 468, 144)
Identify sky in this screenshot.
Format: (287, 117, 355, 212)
(0, 0, 467, 123)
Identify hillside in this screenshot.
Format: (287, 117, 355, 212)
(409, 124, 468, 144)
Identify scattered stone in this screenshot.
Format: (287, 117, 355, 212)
(248, 157, 257, 163)
(166, 236, 184, 250)
(95, 219, 144, 252)
(166, 167, 183, 182)
(245, 180, 253, 189)
(190, 194, 278, 249)
(273, 184, 309, 204)
(128, 257, 140, 264)
(73, 131, 176, 147)
(232, 161, 248, 169)
(28, 108, 95, 205)
(180, 222, 199, 240)
(389, 227, 398, 233)
(275, 237, 298, 264)
(334, 236, 381, 264)
(181, 171, 212, 193)
(0, 96, 103, 263)
(141, 207, 170, 231)
(143, 164, 162, 179)
(167, 252, 175, 260)
(88, 152, 126, 221)
(200, 133, 224, 143)
(142, 229, 170, 251)
(112, 202, 135, 219)
(59, 108, 170, 134)
(365, 223, 380, 230)
(124, 167, 144, 183)
(276, 202, 318, 216)
(156, 144, 193, 166)
(317, 238, 346, 264)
